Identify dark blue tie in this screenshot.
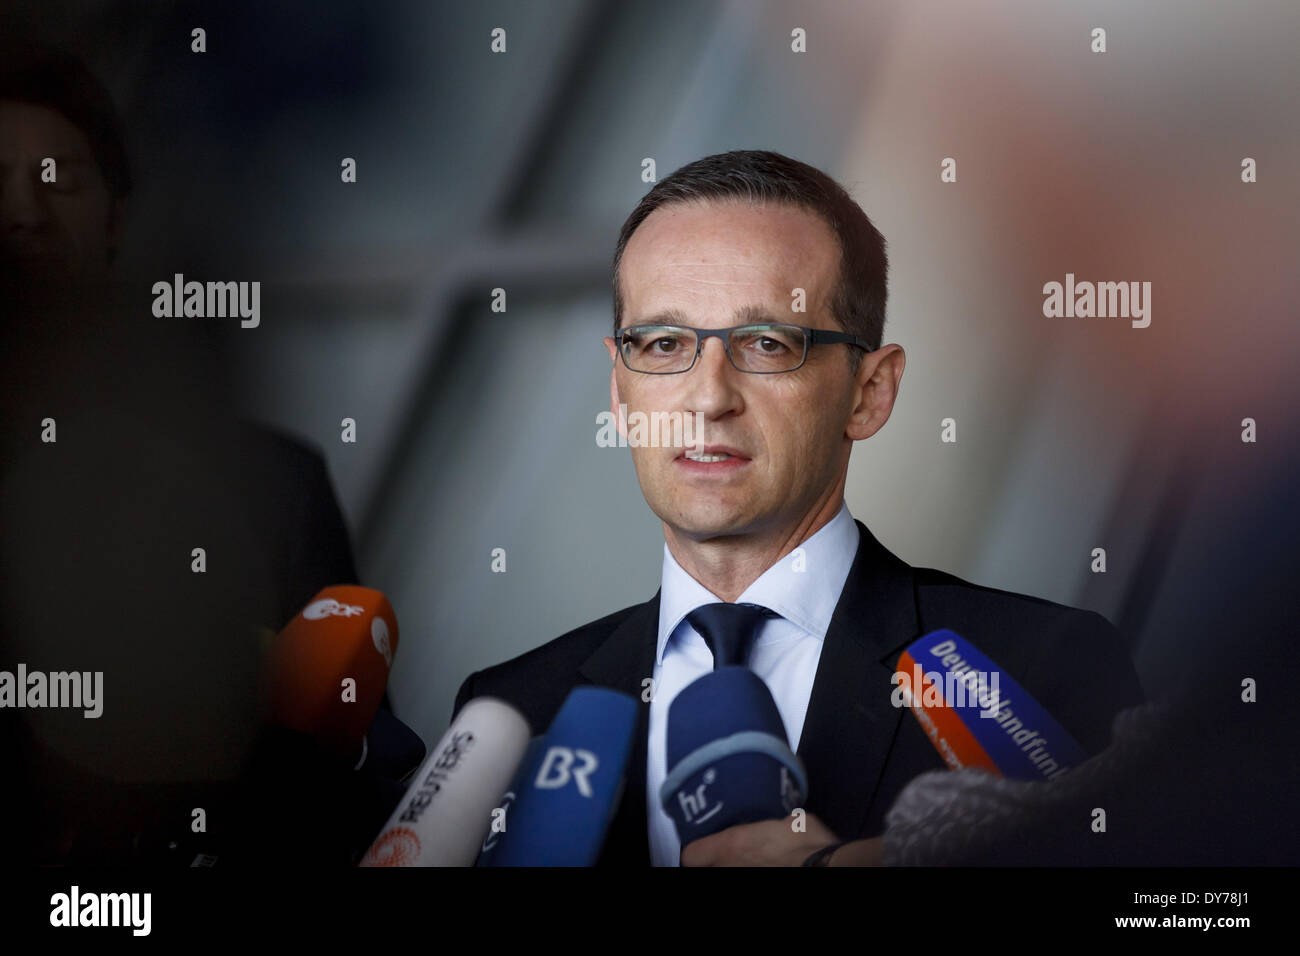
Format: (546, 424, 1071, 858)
(685, 602, 778, 669)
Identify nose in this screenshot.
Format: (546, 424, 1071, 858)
(681, 333, 745, 417)
(695, 333, 732, 372)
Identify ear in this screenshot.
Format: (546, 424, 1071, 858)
(845, 344, 905, 441)
(603, 336, 628, 440)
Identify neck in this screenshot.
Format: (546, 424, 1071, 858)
(664, 488, 845, 602)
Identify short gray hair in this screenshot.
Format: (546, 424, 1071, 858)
(611, 150, 888, 373)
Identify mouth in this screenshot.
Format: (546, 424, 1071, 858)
(678, 445, 748, 461)
(676, 445, 751, 473)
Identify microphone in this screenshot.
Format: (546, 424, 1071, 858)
(478, 687, 638, 867)
(893, 629, 1088, 780)
(660, 667, 807, 848)
(360, 696, 530, 866)
(475, 736, 545, 866)
(265, 586, 399, 766)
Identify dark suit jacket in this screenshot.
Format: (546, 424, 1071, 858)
(452, 519, 1145, 866)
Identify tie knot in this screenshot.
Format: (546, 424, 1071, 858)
(684, 602, 777, 670)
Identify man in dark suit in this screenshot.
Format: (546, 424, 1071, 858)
(453, 150, 1144, 867)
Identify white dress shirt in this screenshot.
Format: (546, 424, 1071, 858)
(646, 500, 861, 866)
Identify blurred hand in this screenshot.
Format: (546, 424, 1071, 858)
(680, 812, 840, 866)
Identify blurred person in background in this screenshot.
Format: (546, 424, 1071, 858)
(0, 46, 417, 865)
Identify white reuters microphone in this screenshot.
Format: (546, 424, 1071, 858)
(360, 697, 530, 866)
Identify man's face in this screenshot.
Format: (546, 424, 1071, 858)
(0, 100, 122, 286)
(605, 199, 861, 543)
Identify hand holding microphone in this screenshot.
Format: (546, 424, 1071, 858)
(678, 626, 1099, 866)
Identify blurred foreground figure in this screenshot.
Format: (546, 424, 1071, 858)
(0, 48, 401, 866)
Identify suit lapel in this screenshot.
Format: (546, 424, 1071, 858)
(796, 520, 921, 840)
(577, 591, 659, 867)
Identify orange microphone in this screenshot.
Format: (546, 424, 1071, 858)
(266, 585, 399, 766)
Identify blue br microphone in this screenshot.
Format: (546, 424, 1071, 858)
(480, 686, 638, 866)
(660, 667, 807, 847)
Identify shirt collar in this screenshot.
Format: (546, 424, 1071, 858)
(655, 500, 860, 666)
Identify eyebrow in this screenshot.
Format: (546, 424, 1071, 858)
(632, 305, 788, 327)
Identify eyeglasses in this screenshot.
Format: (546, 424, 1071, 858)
(614, 323, 873, 374)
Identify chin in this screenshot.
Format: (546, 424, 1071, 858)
(665, 505, 755, 540)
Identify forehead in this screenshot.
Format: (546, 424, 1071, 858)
(0, 100, 96, 162)
(620, 199, 840, 323)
